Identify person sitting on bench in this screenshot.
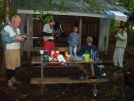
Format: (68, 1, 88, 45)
(78, 36, 99, 76)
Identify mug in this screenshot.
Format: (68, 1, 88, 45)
(56, 51, 59, 54)
(37, 50, 44, 55)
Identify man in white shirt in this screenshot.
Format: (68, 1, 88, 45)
(42, 20, 55, 56)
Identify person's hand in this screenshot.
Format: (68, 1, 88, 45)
(56, 34, 60, 37)
(52, 33, 55, 36)
(15, 36, 25, 41)
(22, 35, 28, 40)
(115, 35, 118, 38)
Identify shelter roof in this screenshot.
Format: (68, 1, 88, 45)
(10, 0, 130, 18)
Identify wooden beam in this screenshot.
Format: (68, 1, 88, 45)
(26, 14, 30, 63)
(78, 16, 82, 50)
(75, 63, 89, 74)
(31, 78, 109, 84)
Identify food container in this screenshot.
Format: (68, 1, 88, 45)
(66, 55, 71, 61)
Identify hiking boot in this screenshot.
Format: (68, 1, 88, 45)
(116, 68, 123, 73)
(110, 66, 118, 70)
(13, 81, 22, 85)
(8, 85, 17, 90)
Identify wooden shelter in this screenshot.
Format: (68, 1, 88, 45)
(10, 0, 130, 63)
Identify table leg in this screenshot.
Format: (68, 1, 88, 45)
(90, 63, 95, 76)
(90, 63, 97, 93)
(41, 63, 44, 78)
(41, 63, 44, 94)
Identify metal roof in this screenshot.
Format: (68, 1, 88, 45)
(10, 0, 130, 18)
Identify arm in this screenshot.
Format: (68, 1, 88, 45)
(0, 28, 24, 43)
(116, 32, 127, 41)
(76, 34, 80, 45)
(42, 32, 53, 36)
(0, 28, 17, 43)
(78, 45, 85, 56)
(93, 45, 98, 52)
(67, 33, 72, 44)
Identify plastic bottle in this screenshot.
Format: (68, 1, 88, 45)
(84, 50, 89, 62)
(44, 50, 49, 62)
(50, 50, 55, 58)
(90, 49, 93, 61)
(41, 54, 43, 62)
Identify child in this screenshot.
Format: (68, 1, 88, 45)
(68, 26, 80, 59)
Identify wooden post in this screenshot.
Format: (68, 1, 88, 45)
(98, 18, 110, 54)
(78, 16, 82, 50)
(26, 14, 30, 63)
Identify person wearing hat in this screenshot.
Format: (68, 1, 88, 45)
(42, 20, 55, 56)
(111, 26, 127, 72)
(78, 36, 98, 75)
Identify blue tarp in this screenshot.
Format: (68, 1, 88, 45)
(105, 11, 115, 18)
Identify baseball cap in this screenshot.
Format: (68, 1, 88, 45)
(118, 26, 125, 29)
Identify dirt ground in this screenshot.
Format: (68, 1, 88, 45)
(0, 42, 134, 101)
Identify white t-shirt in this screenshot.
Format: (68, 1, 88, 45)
(43, 23, 54, 41)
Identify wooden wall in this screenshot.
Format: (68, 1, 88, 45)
(33, 15, 100, 47)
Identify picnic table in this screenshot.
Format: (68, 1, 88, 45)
(30, 56, 109, 95)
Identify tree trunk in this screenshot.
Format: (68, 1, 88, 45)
(2, 0, 10, 68)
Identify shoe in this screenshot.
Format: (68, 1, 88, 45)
(13, 81, 22, 84)
(110, 66, 117, 70)
(8, 85, 17, 90)
(116, 68, 123, 73)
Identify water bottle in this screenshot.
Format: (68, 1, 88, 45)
(95, 51, 99, 61)
(90, 49, 93, 61)
(84, 50, 90, 62)
(44, 50, 49, 62)
(41, 54, 43, 62)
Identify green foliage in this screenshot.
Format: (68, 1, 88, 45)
(84, 0, 101, 13)
(0, 68, 6, 76)
(31, 0, 68, 23)
(0, 0, 4, 30)
(110, 0, 134, 45)
(109, 19, 120, 35)
(43, 14, 54, 23)
(0, 0, 17, 30)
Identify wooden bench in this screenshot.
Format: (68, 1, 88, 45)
(31, 78, 109, 84)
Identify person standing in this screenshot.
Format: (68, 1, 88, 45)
(111, 26, 127, 72)
(42, 20, 55, 56)
(68, 26, 80, 59)
(0, 15, 26, 90)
